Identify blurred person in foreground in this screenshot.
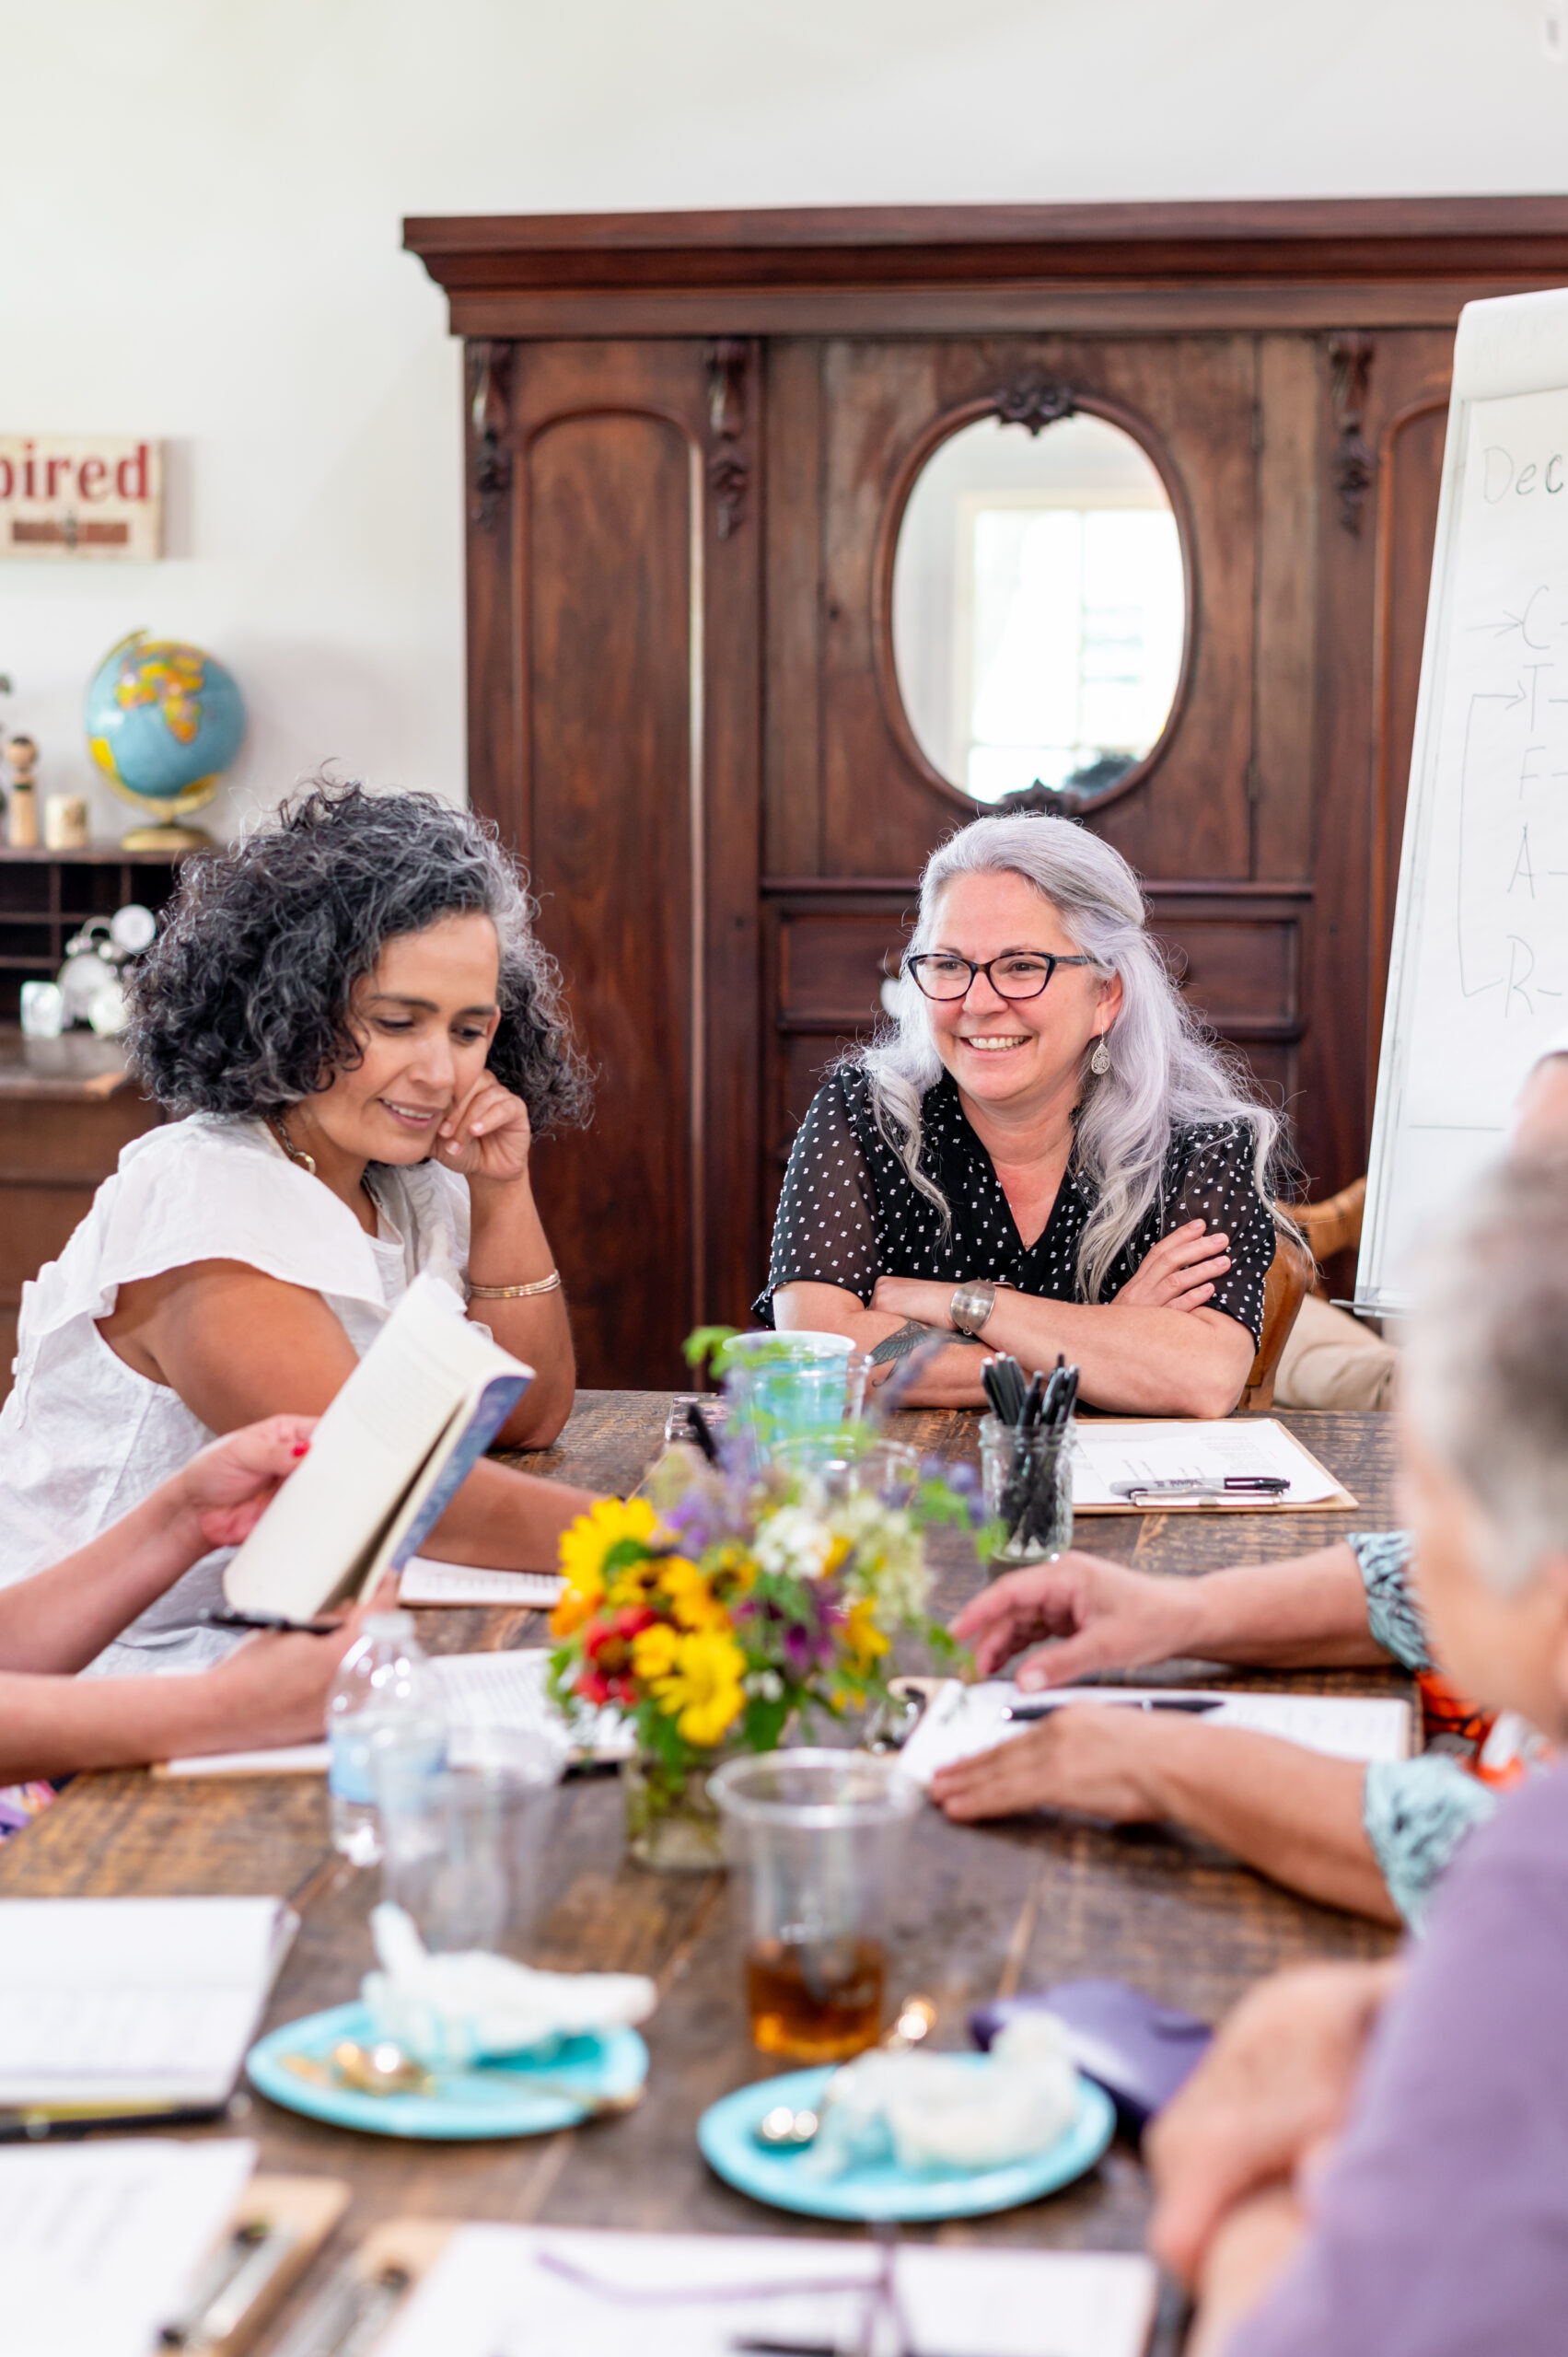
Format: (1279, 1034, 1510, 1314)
(933, 1044, 1568, 1931)
(1142, 1155, 1568, 2357)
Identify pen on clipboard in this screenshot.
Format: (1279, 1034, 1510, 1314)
(1110, 1476, 1290, 1503)
(1003, 1696, 1225, 1722)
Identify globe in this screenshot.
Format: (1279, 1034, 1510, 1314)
(86, 630, 247, 850)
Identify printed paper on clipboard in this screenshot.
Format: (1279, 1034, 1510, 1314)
(1069, 1418, 1354, 1512)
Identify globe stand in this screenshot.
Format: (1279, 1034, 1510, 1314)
(99, 772, 221, 855)
(120, 819, 215, 853)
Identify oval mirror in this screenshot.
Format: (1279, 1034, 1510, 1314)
(890, 410, 1188, 808)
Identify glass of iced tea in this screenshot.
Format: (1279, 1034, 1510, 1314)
(709, 1750, 922, 2063)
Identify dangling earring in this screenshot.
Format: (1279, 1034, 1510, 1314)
(1090, 1036, 1111, 1077)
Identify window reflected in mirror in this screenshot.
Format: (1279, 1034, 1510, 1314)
(891, 412, 1186, 806)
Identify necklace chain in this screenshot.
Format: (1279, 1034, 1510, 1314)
(271, 1114, 380, 1226)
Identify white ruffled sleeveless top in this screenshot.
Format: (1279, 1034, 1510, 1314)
(0, 1114, 470, 1676)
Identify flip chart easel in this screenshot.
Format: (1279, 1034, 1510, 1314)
(1359, 285, 1568, 1313)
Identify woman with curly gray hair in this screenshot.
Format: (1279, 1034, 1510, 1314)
(761, 815, 1281, 1416)
(0, 782, 596, 1675)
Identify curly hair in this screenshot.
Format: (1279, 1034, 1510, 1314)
(126, 780, 592, 1134)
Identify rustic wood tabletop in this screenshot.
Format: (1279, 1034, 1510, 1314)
(0, 1397, 1404, 2355)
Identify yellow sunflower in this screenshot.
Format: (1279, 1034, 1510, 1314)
(646, 1629, 748, 1748)
(658, 1556, 730, 1632)
(552, 1497, 662, 1636)
(842, 1596, 890, 1669)
(631, 1621, 682, 1682)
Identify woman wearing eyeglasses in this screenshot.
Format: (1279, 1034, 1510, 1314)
(757, 816, 1282, 1417)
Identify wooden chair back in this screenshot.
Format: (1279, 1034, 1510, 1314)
(1240, 1225, 1317, 1411)
(1290, 1177, 1366, 1293)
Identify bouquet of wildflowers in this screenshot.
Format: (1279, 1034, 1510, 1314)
(547, 1436, 977, 1834)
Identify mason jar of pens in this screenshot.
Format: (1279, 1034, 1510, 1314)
(980, 1353, 1079, 1564)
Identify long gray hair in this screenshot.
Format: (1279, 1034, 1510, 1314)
(857, 817, 1282, 1301)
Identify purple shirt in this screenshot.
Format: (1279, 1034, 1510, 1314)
(1230, 1755, 1568, 2357)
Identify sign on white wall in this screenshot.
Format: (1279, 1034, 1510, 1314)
(0, 437, 162, 560)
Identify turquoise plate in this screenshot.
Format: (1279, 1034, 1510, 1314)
(698, 2061, 1115, 2223)
(247, 2001, 648, 2141)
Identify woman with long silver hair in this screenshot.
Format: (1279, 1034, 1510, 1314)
(759, 815, 1282, 1416)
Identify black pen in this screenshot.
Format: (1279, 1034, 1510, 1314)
(1003, 1696, 1225, 1721)
(198, 1607, 343, 1636)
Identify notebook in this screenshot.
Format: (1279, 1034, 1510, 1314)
(0, 2138, 257, 2357)
(159, 1650, 634, 1775)
(377, 2223, 1157, 2357)
(898, 1678, 1414, 1787)
(223, 1274, 533, 1623)
(397, 1560, 564, 1608)
(0, 1898, 296, 2114)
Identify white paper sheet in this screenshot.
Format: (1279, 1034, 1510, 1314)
(432, 1650, 633, 1765)
(398, 1559, 563, 1608)
(897, 1679, 1413, 1788)
(379, 2223, 1157, 2357)
(161, 1744, 331, 1776)
(163, 1651, 632, 1777)
(0, 2137, 256, 2357)
(0, 1897, 295, 2107)
(1070, 1417, 1342, 1507)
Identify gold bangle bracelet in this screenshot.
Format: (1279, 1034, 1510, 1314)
(468, 1270, 562, 1301)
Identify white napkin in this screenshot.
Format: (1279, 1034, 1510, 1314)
(363, 1902, 656, 2067)
(807, 2014, 1081, 2177)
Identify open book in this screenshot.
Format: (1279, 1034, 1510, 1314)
(0, 1898, 296, 2117)
(223, 1274, 532, 1625)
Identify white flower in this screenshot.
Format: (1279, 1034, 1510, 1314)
(827, 1495, 930, 1624)
(754, 1505, 836, 1582)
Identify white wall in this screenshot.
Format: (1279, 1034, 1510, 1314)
(2, 0, 1565, 840)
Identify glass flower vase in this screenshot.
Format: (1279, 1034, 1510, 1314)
(621, 1746, 726, 1872)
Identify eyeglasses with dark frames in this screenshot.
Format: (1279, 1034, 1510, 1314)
(903, 951, 1098, 1002)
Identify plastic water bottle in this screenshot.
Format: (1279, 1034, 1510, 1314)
(326, 1610, 447, 1865)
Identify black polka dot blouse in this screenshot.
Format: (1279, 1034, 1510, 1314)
(756, 1067, 1274, 1342)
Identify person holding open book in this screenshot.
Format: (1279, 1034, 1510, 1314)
(758, 816, 1283, 1419)
(931, 1047, 1568, 1929)
(0, 1415, 360, 1789)
(0, 782, 598, 1675)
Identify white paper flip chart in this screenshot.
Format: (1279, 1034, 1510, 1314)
(1360, 284, 1568, 1311)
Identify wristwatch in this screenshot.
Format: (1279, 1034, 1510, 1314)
(949, 1281, 998, 1339)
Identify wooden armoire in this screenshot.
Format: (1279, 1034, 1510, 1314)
(406, 198, 1568, 1387)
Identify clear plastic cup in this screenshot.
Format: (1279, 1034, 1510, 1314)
(376, 1737, 560, 1958)
(710, 1749, 921, 2061)
(772, 1433, 921, 1507)
(724, 1349, 870, 1462)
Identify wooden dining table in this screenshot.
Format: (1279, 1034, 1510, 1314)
(0, 1398, 1405, 2355)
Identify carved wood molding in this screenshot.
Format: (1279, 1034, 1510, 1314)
(993, 377, 1075, 435)
(468, 340, 512, 530)
(1328, 332, 1376, 533)
(704, 338, 749, 540)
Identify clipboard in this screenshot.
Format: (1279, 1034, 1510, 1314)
(1069, 1419, 1358, 1515)
(267, 2218, 455, 2357)
(160, 2174, 350, 2354)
